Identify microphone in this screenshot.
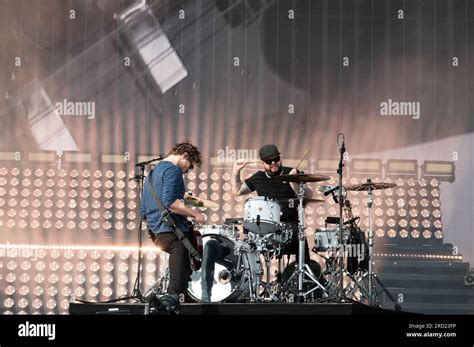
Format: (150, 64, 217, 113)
(322, 185, 339, 196)
(256, 215, 260, 226)
(338, 133, 345, 154)
(135, 155, 164, 167)
(337, 133, 346, 154)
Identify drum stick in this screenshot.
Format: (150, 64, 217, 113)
(295, 146, 310, 170)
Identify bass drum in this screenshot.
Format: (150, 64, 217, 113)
(187, 234, 260, 303)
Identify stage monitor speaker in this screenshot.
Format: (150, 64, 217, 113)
(69, 302, 146, 315)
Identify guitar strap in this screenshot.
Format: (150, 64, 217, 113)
(147, 169, 201, 263)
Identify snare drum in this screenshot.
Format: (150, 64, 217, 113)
(243, 196, 281, 235)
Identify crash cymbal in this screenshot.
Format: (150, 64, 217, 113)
(184, 196, 220, 209)
(271, 173, 331, 183)
(345, 182, 397, 191)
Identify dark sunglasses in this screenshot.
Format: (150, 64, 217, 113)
(263, 156, 280, 165)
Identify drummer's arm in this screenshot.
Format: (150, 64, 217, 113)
(231, 172, 252, 196)
(231, 160, 252, 196)
(232, 182, 252, 196)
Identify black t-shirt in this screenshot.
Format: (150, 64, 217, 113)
(245, 166, 298, 222)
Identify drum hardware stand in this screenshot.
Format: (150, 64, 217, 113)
(143, 252, 170, 302)
(244, 247, 261, 303)
(319, 244, 370, 304)
(271, 255, 285, 300)
(252, 240, 264, 302)
(281, 179, 328, 302)
(336, 133, 346, 301)
(366, 179, 375, 302)
(313, 226, 366, 301)
(228, 236, 259, 303)
(258, 225, 289, 301)
(259, 247, 280, 301)
(248, 237, 277, 302)
(353, 179, 401, 310)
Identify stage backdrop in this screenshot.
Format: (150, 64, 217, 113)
(0, 0, 473, 313)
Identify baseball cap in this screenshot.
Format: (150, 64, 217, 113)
(259, 144, 280, 160)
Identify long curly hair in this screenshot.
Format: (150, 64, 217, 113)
(166, 140, 203, 167)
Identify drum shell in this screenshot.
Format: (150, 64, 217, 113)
(314, 227, 350, 251)
(243, 196, 281, 235)
(198, 224, 238, 240)
(187, 234, 260, 303)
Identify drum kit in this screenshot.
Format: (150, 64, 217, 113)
(150, 173, 397, 306)
(145, 175, 398, 307)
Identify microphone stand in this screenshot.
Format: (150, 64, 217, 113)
(337, 133, 346, 301)
(130, 155, 164, 302)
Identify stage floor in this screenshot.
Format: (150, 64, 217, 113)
(69, 301, 404, 315)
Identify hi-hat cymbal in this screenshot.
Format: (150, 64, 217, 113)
(184, 196, 220, 209)
(345, 182, 397, 191)
(271, 173, 331, 183)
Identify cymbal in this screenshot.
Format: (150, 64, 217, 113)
(345, 182, 397, 191)
(184, 196, 220, 209)
(271, 173, 331, 183)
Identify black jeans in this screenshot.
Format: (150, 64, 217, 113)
(154, 232, 192, 297)
(201, 238, 236, 301)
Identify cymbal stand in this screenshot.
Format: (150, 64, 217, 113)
(336, 133, 346, 300)
(366, 180, 374, 301)
(282, 180, 328, 302)
(351, 178, 377, 304)
(355, 179, 400, 310)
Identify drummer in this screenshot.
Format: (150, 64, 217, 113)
(231, 144, 313, 262)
